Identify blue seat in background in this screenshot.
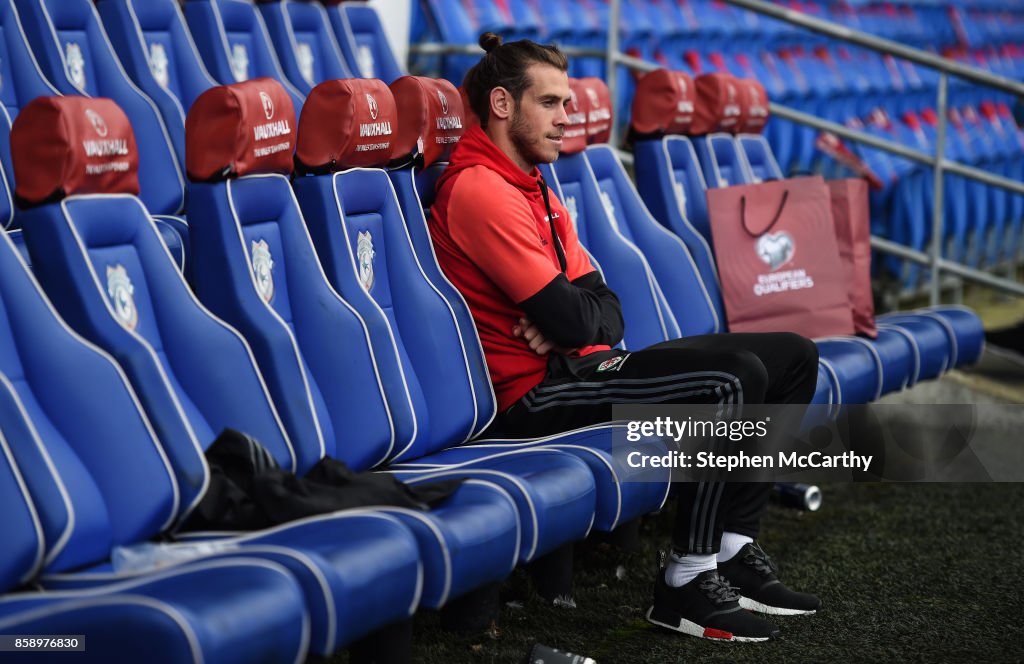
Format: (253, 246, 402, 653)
(95, 0, 221, 275)
(325, 0, 404, 82)
(96, 0, 217, 166)
(15, 0, 185, 216)
(0, 227, 309, 662)
(258, 0, 353, 94)
(554, 149, 682, 351)
(737, 133, 785, 182)
(693, 132, 754, 189)
(184, 0, 305, 113)
(412, 0, 480, 84)
(0, 0, 58, 194)
(388, 162, 497, 441)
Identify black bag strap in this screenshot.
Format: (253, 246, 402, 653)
(740, 189, 790, 237)
(538, 175, 568, 273)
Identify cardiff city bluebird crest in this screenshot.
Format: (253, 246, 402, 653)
(357, 231, 375, 291)
(230, 43, 249, 82)
(149, 42, 170, 89)
(296, 43, 315, 85)
(251, 239, 275, 303)
(66, 42, 86, 90)
(357, 45, 375, 77)
(107, 264, 138, 330)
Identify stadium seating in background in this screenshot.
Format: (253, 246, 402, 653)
(258, 0, 354, 94)
(184, 0, 305, 113)
(324, 0, 405, 82)
(15, 0, 184, 217)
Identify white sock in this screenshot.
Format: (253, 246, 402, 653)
(718, 531, 754, 563)
(664, 551, 716, 587)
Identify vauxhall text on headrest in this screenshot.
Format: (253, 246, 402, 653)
(389, 76, 466, 168)
(576, 77, 612, 145)
(11, 96, 140, 206)
(630, 68, 696, 137)
(560, 78, 591, 155)
(690, 72, 744, 136)
(735, 78, 769, 134)
(185, 77, 296, 181)
(296, 77, 397, 173)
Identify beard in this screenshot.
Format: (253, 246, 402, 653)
(509, 108, 562, 167)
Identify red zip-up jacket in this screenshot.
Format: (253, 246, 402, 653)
(430, 126, 624, 411)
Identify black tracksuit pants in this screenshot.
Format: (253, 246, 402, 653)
(484, 332, 819, 555)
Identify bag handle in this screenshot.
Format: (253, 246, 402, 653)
(740, 189, 789, 237)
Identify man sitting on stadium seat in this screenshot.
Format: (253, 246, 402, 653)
(429, 32, 821, 642)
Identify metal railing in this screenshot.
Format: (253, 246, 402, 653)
(409, 1, 1024, 302)
(600, 0, 1024, 303)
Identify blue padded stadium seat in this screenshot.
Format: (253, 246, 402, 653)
(95, 0, 218, 276)
(258, 0, 352, 95)
(0, 558, 309, 664)
(184, 0, 304, 113)
(0, 231, 310, 662)
(9, 95, 432, 656)
(737, 134, 785, 182)
(0, 0, 58, 192)
(583, 145, 722, 338)
(635, 133, 718, 267)
(412, 0, 488, 84)
(96, 0, 218, 166)
(297, 76, 670, 538)
(693, 132, 753, 189)
(326, 1, 404, 82)
(184, 79, 591, 606)
(553, 151, 682, 350)
(388, 160, 498, 440)
(15, 0, 184, 216)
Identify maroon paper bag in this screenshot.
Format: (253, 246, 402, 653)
(707, 176, 856, 337)
(829, 178, 877, 338)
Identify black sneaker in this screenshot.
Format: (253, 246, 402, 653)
(646, 552, 781, 642)
(718, 542, 821, 616)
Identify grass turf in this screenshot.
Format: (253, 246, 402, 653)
(334, 482, 1024, 662)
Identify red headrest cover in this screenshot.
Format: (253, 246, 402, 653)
(560, 79, 590, 155)
(296, 78, 397, 172)
(576, 77, 612, 144)
(389, 76, 465, 168)
(735, 78, 769, 134)
(11, 96, 139, 206)
(630, 68, 696, 136)
(457, 85, 480, 129)
(690, 72, 742, 135)
(186, 78, 295, 181)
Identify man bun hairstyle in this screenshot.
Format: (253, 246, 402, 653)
(479, 31, 502, 54)
(463, 31, 568, 128)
